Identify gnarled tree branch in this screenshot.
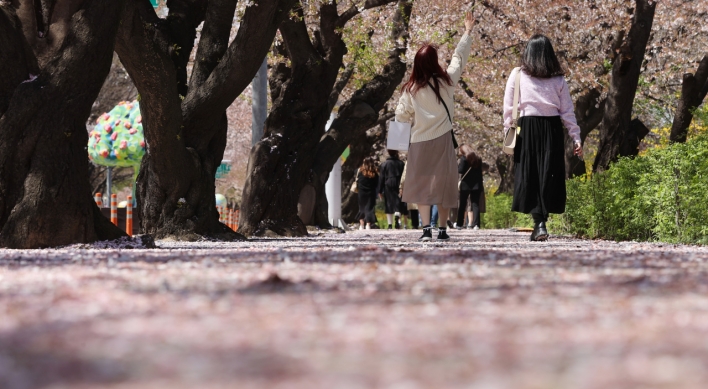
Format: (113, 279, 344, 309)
(670, 55, 708, 143)
(181, 0, 297, 136)
(188, 0, 238, 92)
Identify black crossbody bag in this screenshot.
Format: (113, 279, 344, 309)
(427, 80, 459, 149)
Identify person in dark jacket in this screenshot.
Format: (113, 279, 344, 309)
(357, 157, 380, 230)
(378, 150, 406, 229)
(456, 145, 484, 229)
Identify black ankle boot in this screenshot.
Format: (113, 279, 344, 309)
(530, 222, 549, 241)
(419, 225, 433, 241)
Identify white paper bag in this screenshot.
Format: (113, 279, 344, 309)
(387, 121, 411, 151)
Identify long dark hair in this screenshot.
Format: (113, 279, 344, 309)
(360, 157, 378, 178)
(458, 144, 481, 169)
(521, 34, 565, 78)
(402, 44, 453, 103)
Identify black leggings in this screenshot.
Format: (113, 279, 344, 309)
(457, 189, 481, 227)
(409, 209, 420, 228)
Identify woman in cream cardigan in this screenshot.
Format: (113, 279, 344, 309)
(395, 12, 475, 242)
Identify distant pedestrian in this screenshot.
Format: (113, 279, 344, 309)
(456, 145, 484, 229)
(356, 157, 379, 230)
(396, 12, 475, 242)
(504, 34, 583, 241)
(378, 150, 406, 229)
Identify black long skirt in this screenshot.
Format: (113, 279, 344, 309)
(511, 116, 567, 216)
(357, 189, 377, 223)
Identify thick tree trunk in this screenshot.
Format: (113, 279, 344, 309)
(669, 55, 708, 143)
(239, 0, 397, 236)
(495, 153, 514, 195)
(89, 54, 138, 125)
(593, 0, 656, 172)
(307, 0, 412, 228)
(240, 55, 338, 236)
(0, 1, 128, 248)
(565, 88, 606, 178)
(116, 0, 294, 240)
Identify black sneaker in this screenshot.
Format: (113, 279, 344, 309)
(446, 220, 454, 229)
(437, 228, 450, 241)
(387, 224, 393, 230)
(418, 225, 433, 241)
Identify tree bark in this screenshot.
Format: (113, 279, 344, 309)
(495, 153, 514, 195)
(308, 0, 412, 228)
(565, 88, 606, 178)
(89, 54, 139, 125)
(593, 0, 656, 172)
(239, 0, 398, 236)
(115, 0, 295, 240)
(669, 55, 708, 143)
(0, 0, 128, 248)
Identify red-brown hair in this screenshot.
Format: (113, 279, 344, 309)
(360, 157, 378, 179)
(402, 44, 453, 103)
(459, 144, 482, 169)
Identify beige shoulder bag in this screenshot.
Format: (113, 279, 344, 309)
(502, 68, 522, 155)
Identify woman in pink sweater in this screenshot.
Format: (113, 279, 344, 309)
(503, 34, 583, 241)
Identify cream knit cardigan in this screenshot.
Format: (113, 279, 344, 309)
(395, 33, 473, 144)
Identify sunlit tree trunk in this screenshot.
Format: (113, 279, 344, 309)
(593, 0, 656, 172)
(669, 55, 708, 143)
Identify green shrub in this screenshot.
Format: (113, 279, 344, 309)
(553, 134, 708, 244)
(481, 190, 533, 229)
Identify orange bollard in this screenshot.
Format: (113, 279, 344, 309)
(110, 194, 118, 226)
(126, 195, 133, 236)
(95, 193, 103, 207)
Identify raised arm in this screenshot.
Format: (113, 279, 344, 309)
(447, 12, 475, 84)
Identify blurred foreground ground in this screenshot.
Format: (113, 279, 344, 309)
(2, 229, 708, 389)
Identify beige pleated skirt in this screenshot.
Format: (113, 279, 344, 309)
(401, 132, 458, 209)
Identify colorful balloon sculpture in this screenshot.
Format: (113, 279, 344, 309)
(88, 101, 145, 167)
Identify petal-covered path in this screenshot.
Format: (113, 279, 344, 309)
(2, 229, 708, 389)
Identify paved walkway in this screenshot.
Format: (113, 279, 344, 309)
(2, 229, 708, 388)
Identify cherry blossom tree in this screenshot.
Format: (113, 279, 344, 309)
(114, 0, 296, 240)
(0, 0, 127, 248)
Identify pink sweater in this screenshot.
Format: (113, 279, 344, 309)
(503, 67, 581, 144)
